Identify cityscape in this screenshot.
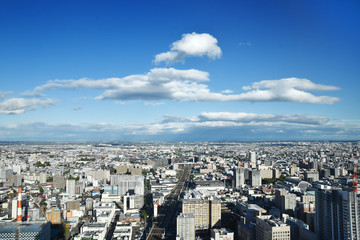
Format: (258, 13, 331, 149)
(0, 141, 359, 240)
(1, 1, 360, 240)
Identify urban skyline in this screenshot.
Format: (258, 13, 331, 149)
(0, 1, 359, 141)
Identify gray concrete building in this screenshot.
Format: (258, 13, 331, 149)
(316, 185, 360, 240)
(234, 167, 245, 189)
(177, 213, 195, 240)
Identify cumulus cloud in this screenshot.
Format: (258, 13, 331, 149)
(238, 78, 340, 104)
(0, 112, 359, 141)
(32, 68, 208, 94)
(0, 91, 13, 99)
(0, 98, 55, 115)
(28, 69, 340, 104)
(161, 115, 200, 123)
(154, 33, 222, 64)
(221, 90, 234, 94)
(123, 112, 359, 140)
(0, 122, 122, 141)
(21, 91, 45, 97)
(199, 112, 329, 125)
(127, 112, 331, 135)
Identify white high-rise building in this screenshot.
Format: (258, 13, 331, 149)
(39, 173, 47, 184)
(250, 151, 256, 167)
(281, 193, 297, 212)
(234, 167, 245, 188)
(177, 213, 195, 240)
(110, 175, 144, 196)
(66, 179, 76, 196)
(13, 165, 21, 175)
(250, 169, 261, 187)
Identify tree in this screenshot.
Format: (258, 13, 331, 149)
(68, 176, 80, 181)
(39, 187, 44, 194)
(64, 227, 70, 236)
(141, 209, 147, 221)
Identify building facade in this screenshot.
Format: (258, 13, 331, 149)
(234, 167, 245, 189)
(182, 198, 221, 230)
(110, 174, 144, 196)
(316, 185, 360, 240)
(177, 213, 195, 240)
(256, 215, 290, 240)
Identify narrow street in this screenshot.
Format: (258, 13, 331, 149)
(146, 165, 192, 240)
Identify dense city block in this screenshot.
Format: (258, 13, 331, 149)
(0, 141, 359, 240)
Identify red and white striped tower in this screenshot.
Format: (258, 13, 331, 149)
(16, 187, 22, 222)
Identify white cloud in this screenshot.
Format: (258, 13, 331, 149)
(304, 130, 320, 133)
(28, 69, 340, 104)
(0, 91, 13, 99)
(125, 112, 334, 135)
(237, 78, 340, 104)
(0, 98, 55, 115)
(114, 101, 126, 105)
(200, 112, 329, 125)
(221, 89, 234, 94)
(144, 102, 164, 106)
(162, 115, 200, 123)
(154, 33, 222, 64)
(0, 112, 359, 141)
(21, 91, 45, 97)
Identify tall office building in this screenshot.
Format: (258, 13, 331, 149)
(66, 179, 76, 196)
(250, 151, 256, 167)
(39, 173, 47, 184)
(275, 189, 288, 209)
(45, 208, 62, 224)
(110, 175, 144, 196)
(177, 213, 195, 240)
(281, 193, 297, 213)
(210, 199, 221, 228)
(316, 185, 360, 240)
(14, 175, 22, 187)
(182, 198, 221, 230)
(234, 167, 245, 189)
(256, 215, 290, 240)
(249, 169, 261, 187)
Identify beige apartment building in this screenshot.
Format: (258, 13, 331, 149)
(182, 198, 221, 230)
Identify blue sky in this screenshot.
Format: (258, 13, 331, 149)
(0, 0, 359, 141)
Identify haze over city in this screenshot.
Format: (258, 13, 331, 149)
(0, 1, 359, 141)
